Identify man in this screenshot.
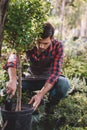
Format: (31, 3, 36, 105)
(4, 23, 70, 113)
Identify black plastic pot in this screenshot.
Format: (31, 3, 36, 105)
(1, 104, 34, 130)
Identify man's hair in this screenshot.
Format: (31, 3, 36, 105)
(41, 22, 54, 39)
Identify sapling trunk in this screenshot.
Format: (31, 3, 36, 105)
(16, 52, 22, 111)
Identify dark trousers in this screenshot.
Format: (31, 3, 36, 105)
(22, 76, 70, 104)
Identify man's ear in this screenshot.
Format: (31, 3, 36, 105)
(51, 37, 54, 42)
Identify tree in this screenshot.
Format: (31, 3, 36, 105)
(4, 0, 50, 111)
(0, 0, 9, 57)
(49, 0, 87, 39)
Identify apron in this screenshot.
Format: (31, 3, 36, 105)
(25, 54, 53, 80)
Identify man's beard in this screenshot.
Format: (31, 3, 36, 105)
(37, 46, 45, 53)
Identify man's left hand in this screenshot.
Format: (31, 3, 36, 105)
(29, 93, 43, 110)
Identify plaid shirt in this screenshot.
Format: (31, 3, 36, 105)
(4, 39, 64, 85)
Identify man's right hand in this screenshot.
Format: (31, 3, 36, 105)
(6, 80, 17, 98)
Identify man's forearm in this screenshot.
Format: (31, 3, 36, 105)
(6, 67, 17, 97)
(8, 67, 17, 81)
(39, 82, 53, 97)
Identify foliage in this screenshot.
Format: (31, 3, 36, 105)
(0, 64, 6, 89)
(0, 57, 8, 104)
(49, 0, 87, 40)
(63, 38, 87, 78)
(3, 0, 51, 111)
(65, 0, 86, 28)
(68, 77, 87, 94)
(4, 0, 50, 51)
(31, 77, 87, 130)
(0, 56, 8, 89)
(52, 0, 87, 29)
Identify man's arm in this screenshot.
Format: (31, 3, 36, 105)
(6, 67, 17, 98)
(29, 42, 64, 110)
(46, 41, 64, 85)
(4, 53, 17, 98)
(29, 82, 53, 110)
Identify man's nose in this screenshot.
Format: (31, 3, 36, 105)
(40, 44, 44, 49)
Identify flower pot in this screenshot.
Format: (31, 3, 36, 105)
(1, 104, 34, 130)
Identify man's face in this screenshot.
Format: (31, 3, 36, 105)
(37, 37, 52, 53)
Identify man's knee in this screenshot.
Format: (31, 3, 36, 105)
(56, 76, 70, 98)
(49, 76, 70, 102)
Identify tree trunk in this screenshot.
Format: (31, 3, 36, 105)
(60, 0, 66, 40)
(16, 52, 22, 111)
(0, 0, 9, 57)
(80, 7, 87, 38)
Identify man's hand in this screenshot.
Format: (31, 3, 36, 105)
(29, 93, 43, 110)
(6, 80, 17, 98)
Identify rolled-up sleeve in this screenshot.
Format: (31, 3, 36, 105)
(3, 53, 17, 70)
(46, 42, 64, 85)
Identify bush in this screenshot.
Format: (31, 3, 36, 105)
(31, 77, 87, 130)
(63, 38, 87, 79)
